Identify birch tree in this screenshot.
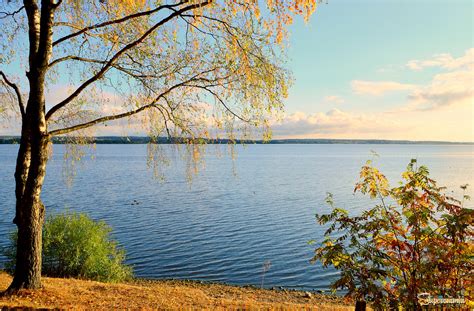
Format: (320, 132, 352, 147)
(0, 0, 318, 291)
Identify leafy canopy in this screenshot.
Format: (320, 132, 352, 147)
(1, 0, 320, 143)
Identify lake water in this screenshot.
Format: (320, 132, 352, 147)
(0, 144, 473, 291)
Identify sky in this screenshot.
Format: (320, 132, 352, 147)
(278, 0, 473, 142)
(1, 0, 473, 142)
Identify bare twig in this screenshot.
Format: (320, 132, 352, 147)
(0, 70, 25, 117)
(0, 6, 24, 20)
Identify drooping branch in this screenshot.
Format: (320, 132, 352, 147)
(0, 70, 26, 117)
(153, 105, 172, 139)
(47, 70, 216, 136)
(45, 0, 211, 121)
(52, 1, 187, 46)
(184, 84, 249, 122)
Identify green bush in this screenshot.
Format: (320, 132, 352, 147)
(3, 212, 132, 283)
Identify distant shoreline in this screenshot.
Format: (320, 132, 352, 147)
(0, 136, 472, 145)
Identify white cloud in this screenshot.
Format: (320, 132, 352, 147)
(406, 48, 474, 71)
(270, 105, 473, 142)
(354, 48, 474, 112)
(407, 69, 474, 111)
(351, 80, 416, 96)
(271, 109, 403, 138)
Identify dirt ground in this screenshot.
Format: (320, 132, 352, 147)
(0, 272, 354, 310)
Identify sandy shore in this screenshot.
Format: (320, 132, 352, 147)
(0, 271, 354, 310)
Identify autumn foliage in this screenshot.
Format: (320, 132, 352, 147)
(312, 159, 473, 309)
(0, 0, 322, 291)
(1, 0, 322, 142)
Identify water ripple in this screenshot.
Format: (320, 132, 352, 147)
(0, 144, 473, 291)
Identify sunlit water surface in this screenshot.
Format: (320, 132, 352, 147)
(0, 144, 472, 291)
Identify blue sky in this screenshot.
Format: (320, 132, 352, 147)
(1, 0, 472, 141)
(273, 0, 473, 141)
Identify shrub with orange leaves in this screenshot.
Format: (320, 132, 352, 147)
(311, 159, 473, 309)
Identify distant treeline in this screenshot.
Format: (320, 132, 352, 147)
(0, 136, 472, 145)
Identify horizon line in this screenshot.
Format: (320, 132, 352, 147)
(0, 136, 473, 145)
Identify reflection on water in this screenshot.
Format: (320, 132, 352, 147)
(0, 144, 472, 290)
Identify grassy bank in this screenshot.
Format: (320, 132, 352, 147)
(0, 272, 353, 310)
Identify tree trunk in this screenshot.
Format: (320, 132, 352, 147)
(5, 0, 56, 292)
(8, 134, 49, 291)
(355, 300, 366, 311)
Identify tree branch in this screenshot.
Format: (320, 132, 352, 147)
(46, 0, 211, 121)
(0, 70, 26, 117)
(48, 70, 212, 136)
(48, 55, 102, 68)
(49, 55, 167, 80)
(53, 0, 63, 8)
(48, 102, 154, 136)
(52, 1, 187, 46)
(0, 5, 24, 20)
